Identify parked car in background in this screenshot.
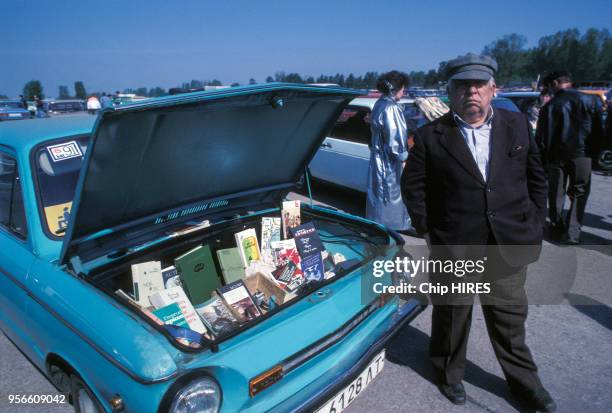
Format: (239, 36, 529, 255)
(309, 97, 428, 192)
(43, 99, 86, 115)
(497, 91, 540, 114)
(0, 99, 31, 121)
(0, 84, 424, 413)
(309, 95, 520, 193)
(491, 97, 521, 113)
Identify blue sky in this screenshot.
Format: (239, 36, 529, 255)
(2, 0, 610, 97)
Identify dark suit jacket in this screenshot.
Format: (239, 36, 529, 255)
(401, 109, 548, 266)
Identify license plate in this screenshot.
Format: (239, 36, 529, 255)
(315, 350, 385, 413)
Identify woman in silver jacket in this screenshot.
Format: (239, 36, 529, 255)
(366, 71, 412, 232)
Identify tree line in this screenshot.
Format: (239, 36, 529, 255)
(5, 27, 610, 100)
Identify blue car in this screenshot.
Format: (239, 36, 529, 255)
(0, 99, 31, 121)
(0, 84, 423, 413)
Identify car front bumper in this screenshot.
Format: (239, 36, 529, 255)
(278, 297, 425, 413)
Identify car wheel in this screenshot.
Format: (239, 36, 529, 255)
(71, 375, 102, 413)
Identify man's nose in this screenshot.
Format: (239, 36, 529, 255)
(467, 84, 479, 94)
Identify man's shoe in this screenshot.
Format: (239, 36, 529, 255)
(515, 387, 557, 412)
(439, 382, 466, 405)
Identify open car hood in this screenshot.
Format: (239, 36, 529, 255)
(59, 84, 360, 268)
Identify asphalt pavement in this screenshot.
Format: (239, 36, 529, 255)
(1, 172, 611, 413)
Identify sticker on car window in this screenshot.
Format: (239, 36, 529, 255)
(46, 141, 83, 162)
(44, 202, 72, 235)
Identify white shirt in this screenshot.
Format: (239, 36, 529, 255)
(453, 107, 494, 181)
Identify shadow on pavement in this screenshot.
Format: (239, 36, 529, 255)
(384, 324, 536, 412)
(565, 293, 612, 331)
(583, 212, 612, 233)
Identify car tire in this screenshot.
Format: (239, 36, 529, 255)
(71, 375, 103, 413)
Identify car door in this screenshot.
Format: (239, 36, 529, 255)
(309, 106, 371, 192)
(0, 149, 37, 354)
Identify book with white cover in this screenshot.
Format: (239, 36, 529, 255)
(235, 228, 262, 268)
(260, 217, 281, 265)
(131, 261, 165, 308)
(281, 200, 301, 239)
(149, 286, 207, 334)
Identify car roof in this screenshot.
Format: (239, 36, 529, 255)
(498, 91, 540, 97)
(44, 99, 85, 103)
(0, 114, 95, 154)
(349, 97, 415, 109)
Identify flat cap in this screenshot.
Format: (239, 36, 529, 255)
(446, 53, 498, 81)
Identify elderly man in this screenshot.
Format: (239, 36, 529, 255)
(401, 54, 555, 411)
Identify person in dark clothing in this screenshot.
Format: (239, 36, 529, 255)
(19, 95, 27, 110)
(402, 53, 555, 412)
(536, 71, 603, 244)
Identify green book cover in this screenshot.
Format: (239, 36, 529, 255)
(152, 303, 189, 328)
(216, 247, 245, 284)
(175, 244, 222, 306)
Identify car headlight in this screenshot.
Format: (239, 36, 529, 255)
(169, 376, 221, 413)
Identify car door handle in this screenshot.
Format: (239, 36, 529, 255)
(320, 142, 332, 148)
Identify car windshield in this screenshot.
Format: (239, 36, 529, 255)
(34, 136, 89, 237)
(0, 101, 22, 109)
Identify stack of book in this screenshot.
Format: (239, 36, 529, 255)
(117, 199, 342, 344)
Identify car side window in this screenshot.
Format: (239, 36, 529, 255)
(403, 104, 428, 134)
(0, 152, 27, 239)
(330, 107, 371, 145)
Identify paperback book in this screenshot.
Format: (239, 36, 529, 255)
(271, 261, 305, 292)
(281, 200, 301, 239)
(152, 303, 189, 329)
(260, 217, 281, 264)
(270, 239, 302, 268)
(196, 297, 240, 338)
(131, 261, 165, 308)
(161, 265, 181, 289)
(301, 252, 325, 282)
(216, 247, 245, 284)
(217, 280, 262, 323)
(289, 222, 325, 258)
(149, 286, 207, 334)
(235, 228, 262, 268)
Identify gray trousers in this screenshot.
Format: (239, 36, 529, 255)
(429, 237, 542, 392)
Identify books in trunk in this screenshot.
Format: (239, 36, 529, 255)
(174, 244, 222, 306)
(152, 303, 189, 329)
(195, 297, 240, 338)
(260, 217, 281, 264)
(281, 200, 301, 239)
(289, 222, 325, 258)
(149, 286, 207, 334)
(216, 247, 245, 284)
(289, 222, 325, 282)
(161, 265, 181, 289)
(217, 280, 262, 324)
(270, 239, 305, 291)
(131, 261, 165, 308)
(235, 228, 261, 268)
